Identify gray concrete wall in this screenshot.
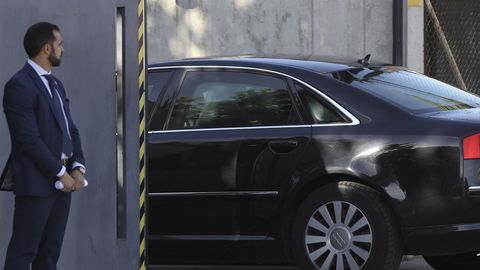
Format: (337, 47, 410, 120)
(406, 0, 424, 73)
(148, 0, 394, 64)
(0, 1, 140, 269)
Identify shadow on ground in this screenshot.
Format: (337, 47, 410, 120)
(150, 256, 434, 270)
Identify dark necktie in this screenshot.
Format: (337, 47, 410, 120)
(43, 75, 73, 157)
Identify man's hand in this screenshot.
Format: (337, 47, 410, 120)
(71, 169, 85, 191)
(59, 172, 76, 192)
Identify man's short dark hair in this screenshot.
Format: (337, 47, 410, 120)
(23, 22, 60, 58)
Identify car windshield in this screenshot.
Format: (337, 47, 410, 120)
(331, 67, 480, 113)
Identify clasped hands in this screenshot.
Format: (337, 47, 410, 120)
(59, 170, 85, 192)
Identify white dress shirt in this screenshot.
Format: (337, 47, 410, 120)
(27, 59, 86, 176)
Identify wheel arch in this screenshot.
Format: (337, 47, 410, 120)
(280, 172, 404, 261)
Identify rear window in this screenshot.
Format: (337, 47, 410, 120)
(331, 67, 480, 113)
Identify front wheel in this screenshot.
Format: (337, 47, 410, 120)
(292, 181, 403, 270)
(424, 252, 480, 270)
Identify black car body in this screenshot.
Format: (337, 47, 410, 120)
(145, 57, 480, 269)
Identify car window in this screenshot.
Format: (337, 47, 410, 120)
(147, 70, 173, 130)
(295, 83, 347, 124)
(167, 71, 300, 130)
(332, 67, 480, 114)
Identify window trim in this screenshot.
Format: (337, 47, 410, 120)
(148, 124, 311, 134)
(148, 65, 360, 132)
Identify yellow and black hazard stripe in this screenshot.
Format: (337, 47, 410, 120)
(138, 0, 147, 269)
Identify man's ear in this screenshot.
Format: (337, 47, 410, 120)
(41, 43, 51, 56)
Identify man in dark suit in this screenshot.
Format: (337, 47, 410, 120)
(1, 22, 87, 270)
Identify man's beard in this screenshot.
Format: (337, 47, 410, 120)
(48, 50, 62, 67)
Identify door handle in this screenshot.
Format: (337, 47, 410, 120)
(268, 140, 299, 154)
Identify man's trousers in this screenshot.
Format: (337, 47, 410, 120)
(4, 192, 71, 270)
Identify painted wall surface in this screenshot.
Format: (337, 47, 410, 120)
(0, 1, 140, 269)
(148, 0, 394, 64)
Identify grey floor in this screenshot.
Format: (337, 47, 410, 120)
(150, 256, 434, 270)
(399, 256, 434, 270)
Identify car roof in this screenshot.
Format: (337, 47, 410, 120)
(148, 55, 388, 74)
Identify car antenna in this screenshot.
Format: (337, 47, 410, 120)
(358, 54, 371, 67)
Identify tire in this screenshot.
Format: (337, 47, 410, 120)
(424, 252, 480, 270)
(292, 181, 403, 270)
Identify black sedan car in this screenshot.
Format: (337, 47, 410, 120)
(145, 57, 480, 270)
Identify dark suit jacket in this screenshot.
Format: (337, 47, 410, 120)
(1, 63, 85, 196)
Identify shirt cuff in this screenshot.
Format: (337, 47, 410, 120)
(71, 162, 86, 173)
(57, 166, 66, 177)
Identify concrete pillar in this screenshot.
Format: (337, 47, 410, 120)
(406, 0, 424, 73)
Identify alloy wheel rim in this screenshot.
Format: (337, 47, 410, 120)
(304, 201, 373, 270)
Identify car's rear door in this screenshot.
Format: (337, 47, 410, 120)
(146, 67, 310, 263)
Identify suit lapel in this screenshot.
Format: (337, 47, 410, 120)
(23, 64, 64, 129)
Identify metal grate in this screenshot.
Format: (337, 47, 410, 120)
(424, 0, 480, 94)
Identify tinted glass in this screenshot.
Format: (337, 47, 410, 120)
(148, 71, 173, 130)
(296, 83, 346, 124)
(168, 71, 300, 129)
(332, 67, 480, 113)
